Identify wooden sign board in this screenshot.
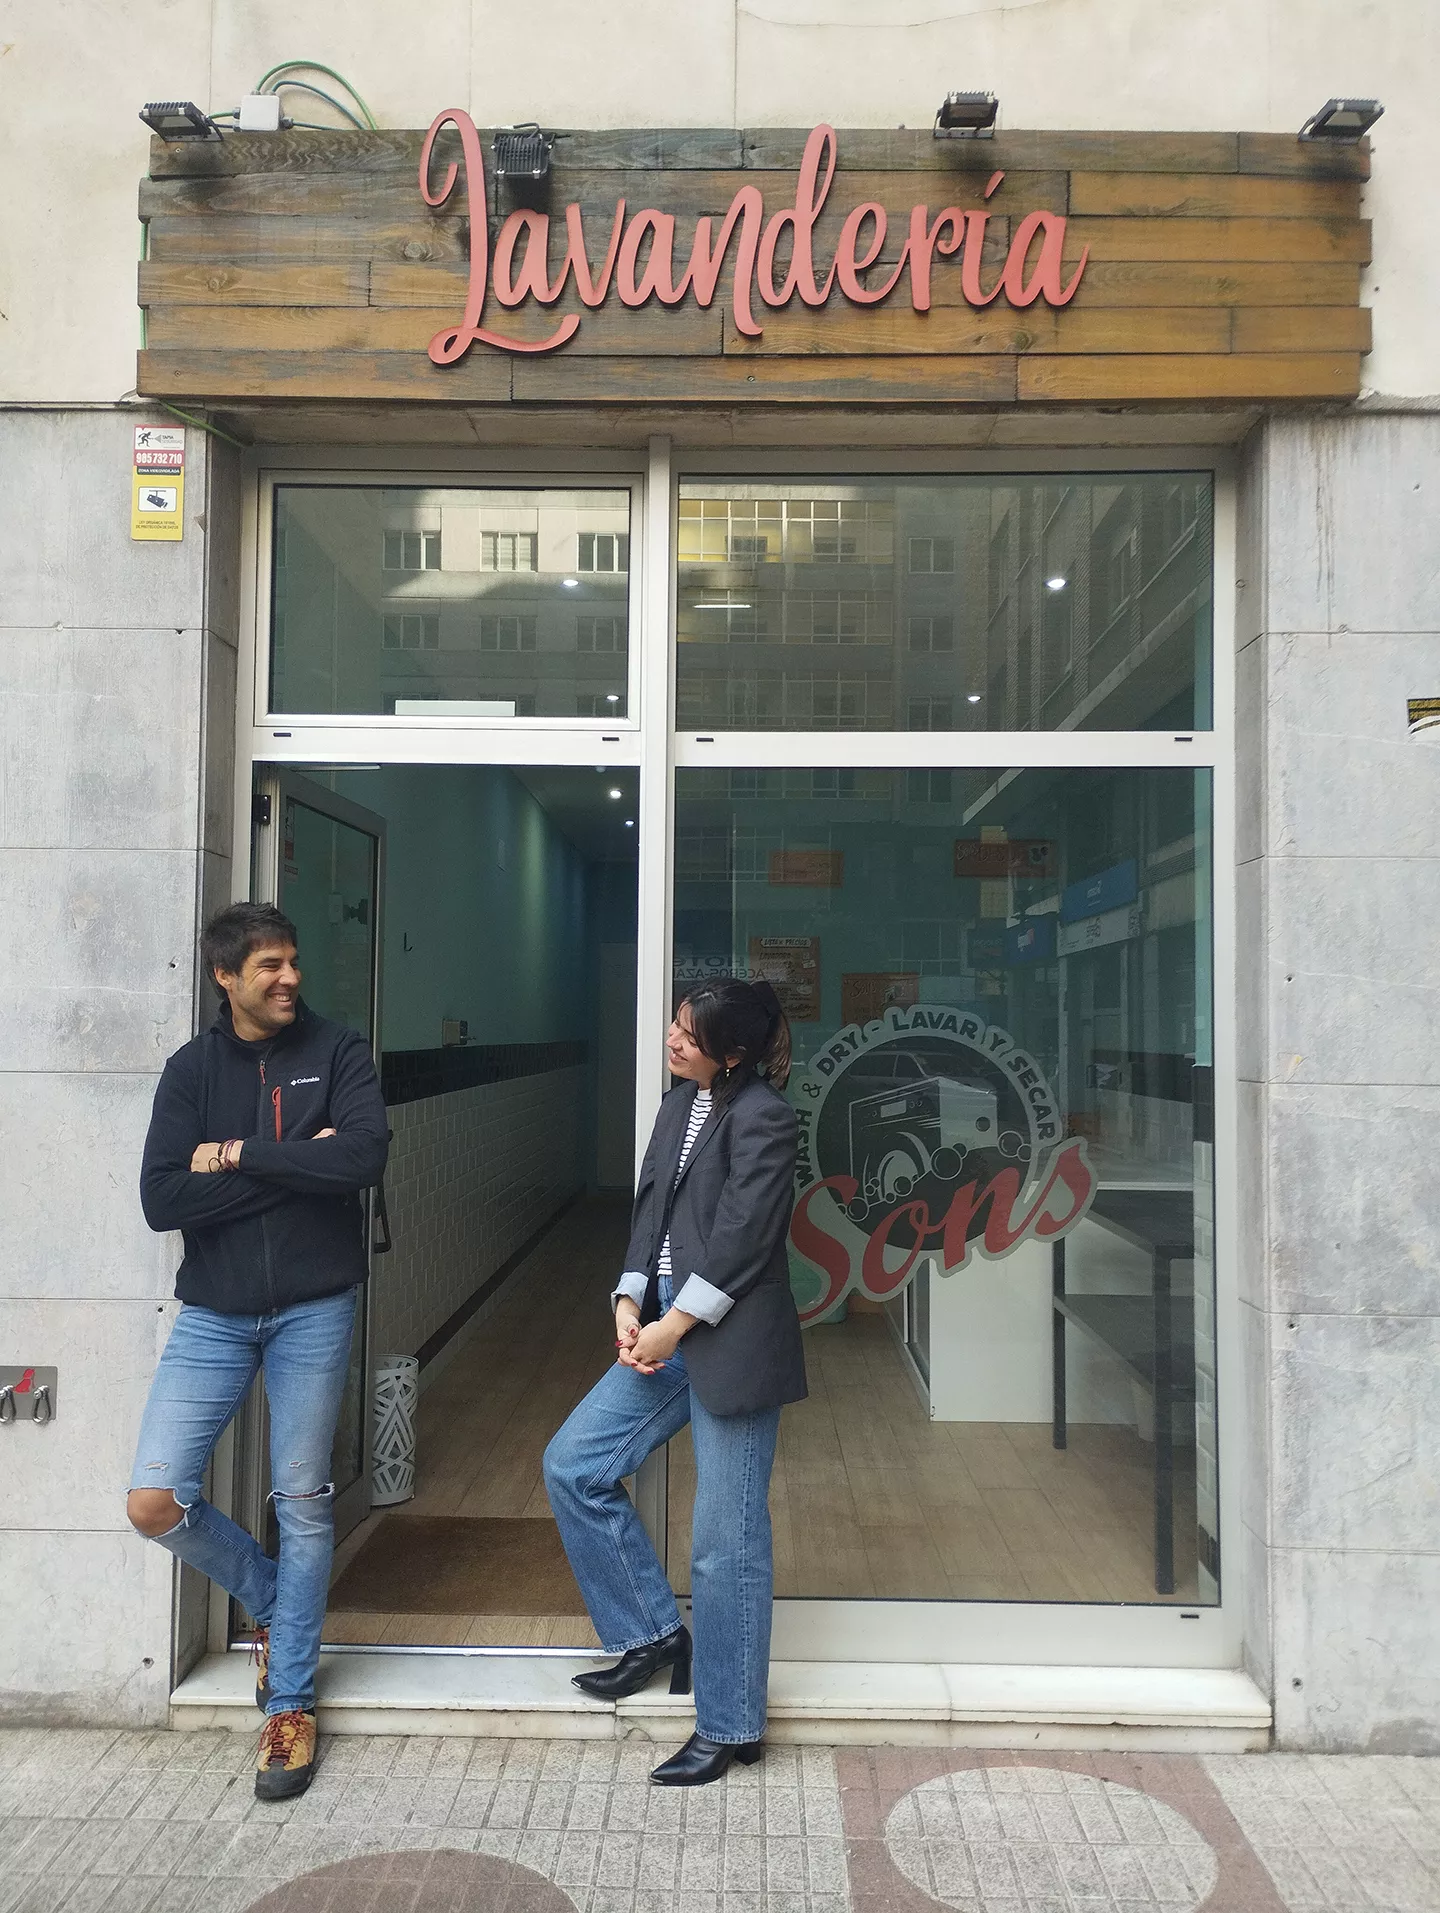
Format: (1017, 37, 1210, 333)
(136, 121, 1369, 408)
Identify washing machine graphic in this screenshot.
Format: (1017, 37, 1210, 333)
(846, 1073, 1000, 1218)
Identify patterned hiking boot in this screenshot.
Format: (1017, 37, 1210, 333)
(254, 1709, 317, 1801)
(250, 1626, 271, 1712)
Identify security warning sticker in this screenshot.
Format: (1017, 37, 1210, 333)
(132, 470, 184, 539)
(131, 427, 184, 541)
(133, 425, 185, 466)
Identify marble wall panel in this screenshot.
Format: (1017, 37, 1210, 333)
(0, 628, 203, 851)
(0, 1071, 176, 1301)
(0, 848, 197, 1072)
(1234, 426, 1265, 651)
(0, 412, 207, 630)
(0, 1529, 173, 1728)
(201, 436, 243, 651)
(1271, 1311, 1440, 1553)
(1234, 855, 1266, 1085)
(1267, 1080, 1440, 1317)
(1237, 1515, 1273, 1697)
(2, 1297, 175, 1530)
(1270, 1544, 1440, 1753)
(201, 632, 238, 857)
(1235, 1296, 1272, 1547)
(1234, 1079, 1267, 1311)
(1263, 415, 1440, 637)
(1264, 854, 1440, 1087)
(1234, 634, 1265, 867)
(1264, 630, 1440, 860)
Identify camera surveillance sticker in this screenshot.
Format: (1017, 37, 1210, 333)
(788, 1002, 1096, 1324)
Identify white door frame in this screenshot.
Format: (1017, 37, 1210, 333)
(230, 440, 1240, 1673)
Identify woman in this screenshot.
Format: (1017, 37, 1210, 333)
(543, 977, 805, 1785)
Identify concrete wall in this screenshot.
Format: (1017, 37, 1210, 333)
(0, 409, 238, 1725)
(1236, 413, 1440, 1752)
(0, 1, 1436, 406)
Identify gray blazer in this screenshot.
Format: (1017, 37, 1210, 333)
(625, 1074, 807, 1419)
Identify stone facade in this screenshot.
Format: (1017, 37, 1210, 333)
(1236, 413, 1440, 1752)
(0, 408, 241, 1725)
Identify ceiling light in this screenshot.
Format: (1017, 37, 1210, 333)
(605, 693, 620, 703)
(1046, 576, 1067, 591)
(1299, 98, 1383, 142)
(608, 787, 623, 799)
(935, 91, 998, 138)
(562, 578, 579, 588)
(625, 819, 635, 827)
(967, 693, 983, 704)
(695, 602, 751, 611)
(139, 101, 223, 142)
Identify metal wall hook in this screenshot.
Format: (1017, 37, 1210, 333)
(31, 1385, 51, 1427)
(0, 1387, 14, 1424)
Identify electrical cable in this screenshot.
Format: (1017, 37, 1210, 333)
(153, 401, 249, 451)
(253, 60, 377, 129)
(269, 80, 367, 131)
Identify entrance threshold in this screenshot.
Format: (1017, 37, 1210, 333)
(171, 1651, 1269, 1753)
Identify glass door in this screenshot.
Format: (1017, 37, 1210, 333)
(245, 771, 386, 1544)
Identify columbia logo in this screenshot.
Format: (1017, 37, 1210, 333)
(290, 1076, 321, 1086)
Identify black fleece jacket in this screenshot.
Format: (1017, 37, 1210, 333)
(140, 998, 390, 1314)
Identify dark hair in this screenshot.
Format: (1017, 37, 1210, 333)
(201, 902, 298, 993)
(679, 977, 792, 1102)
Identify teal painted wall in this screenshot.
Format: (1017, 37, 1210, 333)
(330, 765, 589, 1052)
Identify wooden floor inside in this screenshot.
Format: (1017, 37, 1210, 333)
(325, 1194, 1199, 1647)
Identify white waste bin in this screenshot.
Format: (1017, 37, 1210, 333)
(372, 1355, 418, 1506)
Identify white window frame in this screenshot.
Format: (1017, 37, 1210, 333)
(234, 440, 1239, 1677)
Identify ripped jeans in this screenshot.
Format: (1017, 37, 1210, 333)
(129, 1288, 358, 1716)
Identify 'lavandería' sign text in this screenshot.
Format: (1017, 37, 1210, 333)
(419, 113, 1090, 362)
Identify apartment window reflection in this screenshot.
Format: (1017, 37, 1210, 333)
(269, 485, 633, 718)
(678, 475, 1211, 733)
(383, 530, 441, 572)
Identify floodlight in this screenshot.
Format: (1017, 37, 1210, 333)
(1299, 98, 1383, 142)
(493, 123, 554, 207)
(139, 101, 223, 142)
(935, 92, 998, 138)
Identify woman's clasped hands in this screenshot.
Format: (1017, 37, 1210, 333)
(615, 1297, 695, 1374)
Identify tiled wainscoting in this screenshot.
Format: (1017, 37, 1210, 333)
(369, 1060, 586, 1366)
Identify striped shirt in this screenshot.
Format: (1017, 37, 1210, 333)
(656, 1088, 712, 1287)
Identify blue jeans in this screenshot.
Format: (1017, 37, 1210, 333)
(129, 1289, 358, 1716)
(543, 1360, 781, 1745)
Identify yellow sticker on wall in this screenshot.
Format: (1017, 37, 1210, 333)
(132, 468, 185, 541)
(132, 426, 185, 541)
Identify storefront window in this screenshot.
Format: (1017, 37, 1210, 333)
(676, 477, 1212, 732)
(671, 765, 1218, 1605)
(269, 486, 633, 719)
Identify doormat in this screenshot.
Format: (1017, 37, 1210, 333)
(329, 1515, 589, 1616)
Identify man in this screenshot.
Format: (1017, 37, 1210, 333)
(128, 902, 388, 1800)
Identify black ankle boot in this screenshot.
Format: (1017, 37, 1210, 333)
(572, 1625, 692, 1700)
(650, 1731, 765, 1786)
